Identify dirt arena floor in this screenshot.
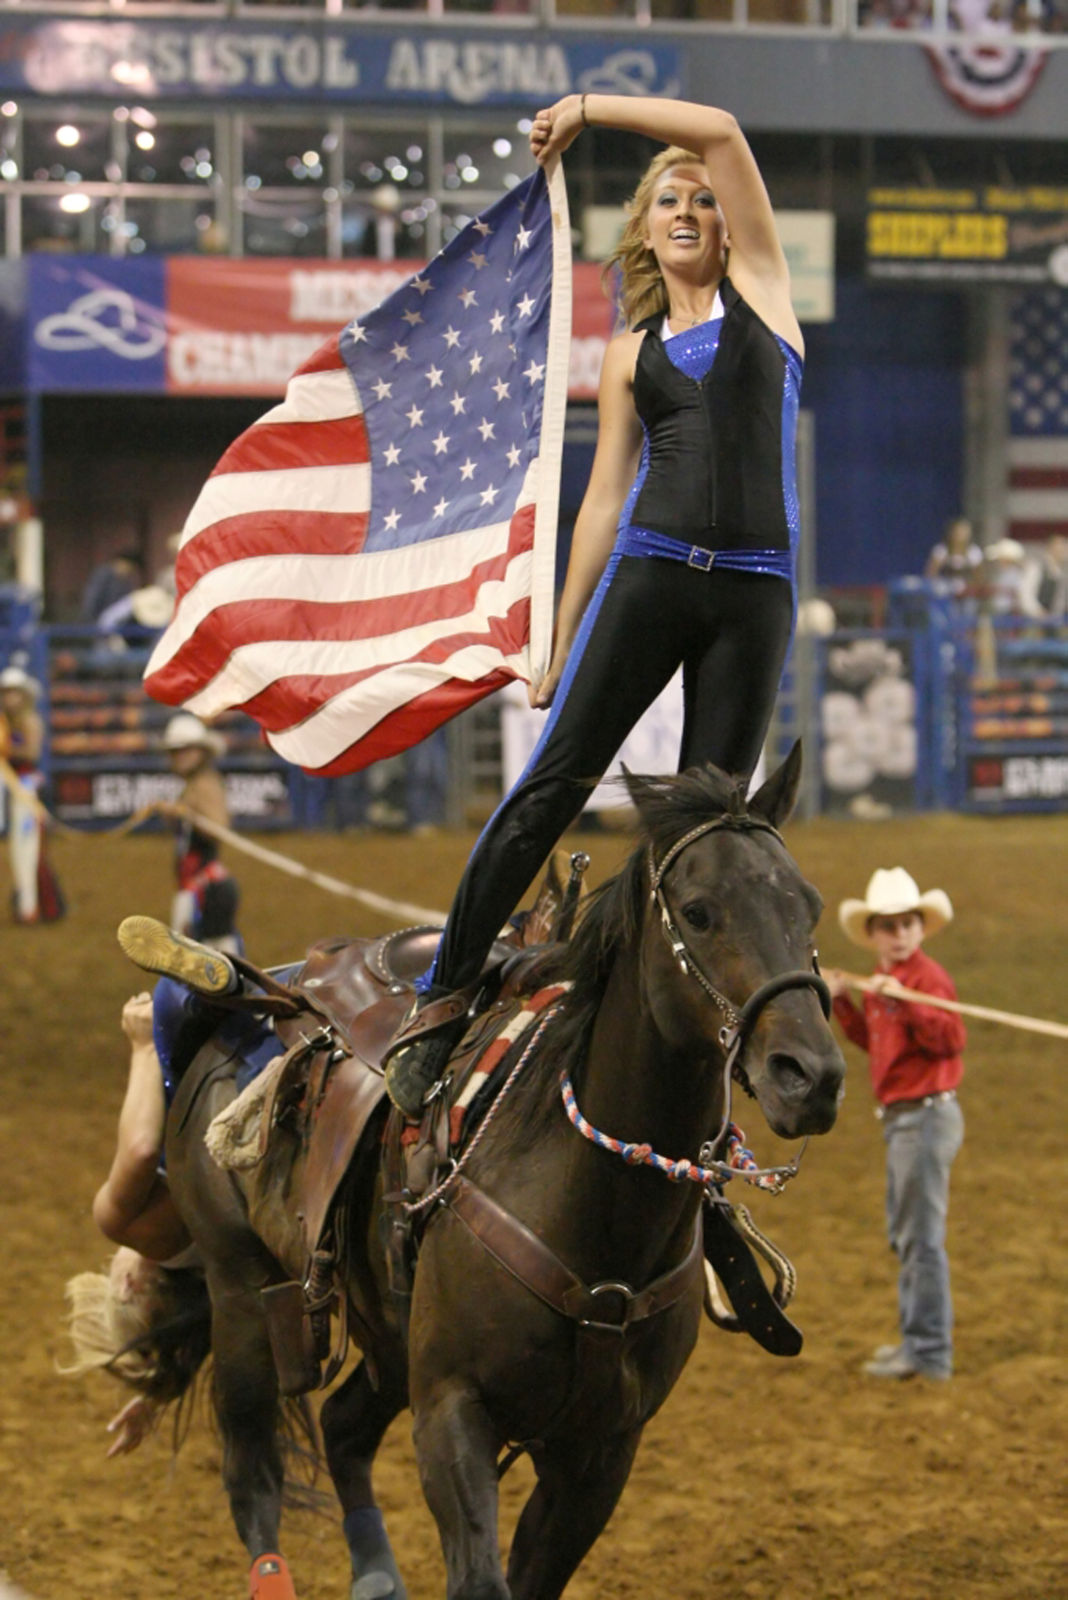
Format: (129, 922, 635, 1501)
(1, 810, 1066, 1599)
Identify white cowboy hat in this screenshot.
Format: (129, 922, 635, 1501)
(161, 712, 226, 757)
(0, 665, 42, 702)
(985, 538, 1026, 563)
(128, 584, 174, 629)
(838, 867, 953, 948)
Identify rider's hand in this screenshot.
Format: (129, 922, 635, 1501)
(529, 96, 586, 165)
(121, 992, 155, 1048)
(106, 1393, 161, 1458)
(821, 968, 849, 1001)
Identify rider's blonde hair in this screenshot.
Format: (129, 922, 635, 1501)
(60, 1253, 210, 1404)
(603, 146, 711, 330)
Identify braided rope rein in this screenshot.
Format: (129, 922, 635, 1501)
(560, 1072, 798, 1196)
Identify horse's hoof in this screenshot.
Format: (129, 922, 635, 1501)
(249, 1553, 298, 1600)
(351, 1567, 406, 1600)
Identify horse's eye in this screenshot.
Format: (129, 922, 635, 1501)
(682, 902, 711, 932)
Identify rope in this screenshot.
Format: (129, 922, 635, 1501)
(0, 771, 447, 925)
(157, 807, 448, 926)
(839, 971, 1068, 1042)
(560, 1073, 794, 1195)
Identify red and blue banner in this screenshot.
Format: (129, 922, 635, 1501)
(10, 252, 615, 402)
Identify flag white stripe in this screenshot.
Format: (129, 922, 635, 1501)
(265, 642, 531, 768)
(148, 502, 530, 678)
(1006, 489, 1068, 519)
(1008, 438, 1068, 467)
(254, 367, 361, 426)
(184, 552, 533, 720)
(183, 462, 372, 542)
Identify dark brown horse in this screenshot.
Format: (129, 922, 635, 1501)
(164, 745, 845, 1600)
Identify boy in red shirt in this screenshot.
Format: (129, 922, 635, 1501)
(825, 868, 965, 1380)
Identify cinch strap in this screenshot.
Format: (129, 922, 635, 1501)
(618, 525, 794, 582)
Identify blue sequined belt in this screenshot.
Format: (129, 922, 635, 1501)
(618, 525, 794, 581)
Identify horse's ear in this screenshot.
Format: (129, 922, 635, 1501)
(748, 740, 803, 828)
(620, 763, 642, 807)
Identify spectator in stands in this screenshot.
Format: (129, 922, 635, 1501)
(1021, 533, 1067, 619)
(79, 549, 142, 624)
(158, 713, 241, 954)
(95, 582, 174, 639)
(924, 516, 983, 596)
(982, 537, 1029, 616)
(0, 663, 64, 924)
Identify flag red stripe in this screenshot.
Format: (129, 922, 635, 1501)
(151, 514, 534, 706)
(1007, 519, 1068, 540)
(1009, 467, 1068, 490)
(305, 671, 516, 775)
(293, 334, 346, 376)
(174, 508, 371, 595)
(212, 416, 370, 477)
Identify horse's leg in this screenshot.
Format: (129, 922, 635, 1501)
(321, 1356, 409, 1600)
(413, 1384, 509, 1600)
(209, 1272, 297, 1600)
(505, 1430, 643, 1600)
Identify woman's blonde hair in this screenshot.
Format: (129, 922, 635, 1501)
(60, 1255, 211, 1404)
(603, 146, 708, 330)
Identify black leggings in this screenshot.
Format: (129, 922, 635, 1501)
(432, 553, 794, 991)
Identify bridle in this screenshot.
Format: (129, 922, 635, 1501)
(649, 810, 832, 1170)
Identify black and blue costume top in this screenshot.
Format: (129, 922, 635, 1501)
(616, 277, 802, 582)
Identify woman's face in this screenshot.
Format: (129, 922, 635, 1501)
(109, 1246, 162, 1307)
(642, 165, 727, 278)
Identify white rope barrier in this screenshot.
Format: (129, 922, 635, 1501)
(174, 808, 447, 927)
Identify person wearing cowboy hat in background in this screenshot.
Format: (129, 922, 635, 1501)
(823, 868, 965, 1381)
(157, 712, 241, 956)
(0, 664, 65, 925)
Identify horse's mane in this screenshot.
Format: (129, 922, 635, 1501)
(497, 763, 751, 1151)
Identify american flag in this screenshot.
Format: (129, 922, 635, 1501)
(145, 164, 571, 775)
(1007, 288, 1068, 545)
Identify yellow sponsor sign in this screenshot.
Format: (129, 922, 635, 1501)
(867, 210, 1008, 261)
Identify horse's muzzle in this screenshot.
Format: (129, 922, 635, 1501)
(761, 1044, 845, 1137)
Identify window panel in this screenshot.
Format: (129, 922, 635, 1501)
(442, 125, 534, 199)
(341, 198, 430, 259)
(125, 117, 217, 186)
(123, 196, 220, 255)
(341, 123, 430, 193)
(22, 114, 114, 184)
(243, 120, 335, 189)
(241, 189, 329, 256)
(22, 193, 111, 253)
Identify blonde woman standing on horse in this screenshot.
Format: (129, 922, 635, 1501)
(383, 93, 807, 1114)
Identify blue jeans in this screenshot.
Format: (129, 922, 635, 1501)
(882, 1094, 964, 1376)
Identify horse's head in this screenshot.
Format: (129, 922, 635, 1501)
(629, 743, 845, 1142)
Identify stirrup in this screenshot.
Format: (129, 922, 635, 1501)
(385, 1027, 460, 1119)
(117, 915, 239, 997)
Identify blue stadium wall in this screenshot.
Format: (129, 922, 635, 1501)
(803, 278, 966, 588)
